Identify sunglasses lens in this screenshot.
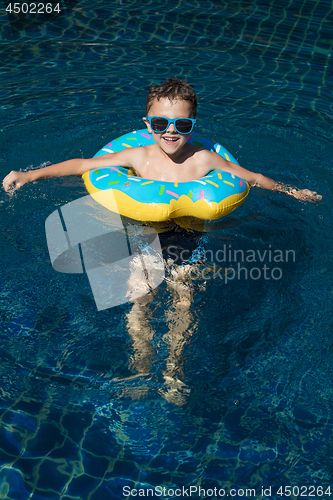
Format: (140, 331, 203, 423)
(151, 118, 168, 132)
(175, 119, 193, 134)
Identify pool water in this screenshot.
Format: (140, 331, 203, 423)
(1, 0, 333, 499)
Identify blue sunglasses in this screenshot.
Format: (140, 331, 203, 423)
(146, 116, 196, 134)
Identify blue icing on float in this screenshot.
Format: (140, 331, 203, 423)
(82, 129, 250, 222)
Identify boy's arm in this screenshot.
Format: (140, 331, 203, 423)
(204, 152, 322, 202)
(2, 149, 136, 192)
(249, 172, 322, 201)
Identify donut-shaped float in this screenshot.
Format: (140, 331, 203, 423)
(82, 129, 250, 221)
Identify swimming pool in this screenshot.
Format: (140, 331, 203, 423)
(1, 0, 333, 498)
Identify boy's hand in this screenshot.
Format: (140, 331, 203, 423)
(3, 171, 29, 192)
(273, 181, 322, 202)
(288, 188, 322, 202)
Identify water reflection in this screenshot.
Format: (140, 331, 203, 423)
(125, 254, 197, 406)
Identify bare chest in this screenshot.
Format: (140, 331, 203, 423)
(132, 148, 206, 182)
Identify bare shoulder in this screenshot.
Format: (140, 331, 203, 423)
(193, 147, 221, 160)
(184, 144, 212, 162)
(120, 144, 149, 162)
(194, 148, 216, 159)
(126, 144, 152, 176)
(84, 145, 148, 172)
(131, 144, 152, 165)
(192, 148, 229, 172)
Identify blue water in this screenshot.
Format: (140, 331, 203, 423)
(1, 1, 333, 499)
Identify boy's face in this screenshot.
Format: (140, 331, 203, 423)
(143, 98, 195, 156)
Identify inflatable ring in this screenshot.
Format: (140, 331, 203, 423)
(82, 129, 250, 222)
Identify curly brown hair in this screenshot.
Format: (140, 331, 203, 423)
(145, 77, 198, 117)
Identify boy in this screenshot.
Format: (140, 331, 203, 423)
(3, 77, 321, 201)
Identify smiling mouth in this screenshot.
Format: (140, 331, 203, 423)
(162, 136, 180, 145)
